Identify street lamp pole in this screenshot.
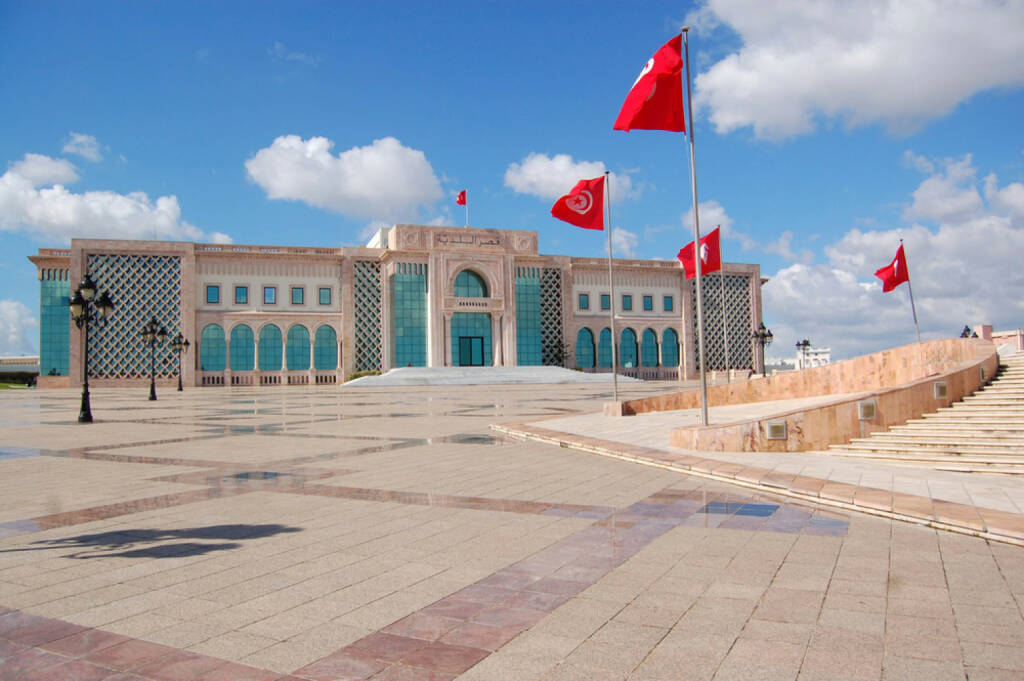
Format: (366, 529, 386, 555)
(69, 274, 114, 423)
(170, 333, 190, 391)
(751, 322, 773, 377)
(796, 339, 811, 370)
(141, 317, 168, 401)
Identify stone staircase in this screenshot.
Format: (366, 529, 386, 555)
(827, 350, 1024, 471)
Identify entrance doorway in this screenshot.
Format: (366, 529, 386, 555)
(458, 337, 485, 366)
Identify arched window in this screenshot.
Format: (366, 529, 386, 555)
(229, 325, 254, 371)
(621, 328, 638, 368)
(641, 328, 659, 367)
(662, 328, 679, 367)
(258, 324, 282, 371)
(286, 325, 310, 371)
(575, 328, 595, 369)
(314, 325, 338, 370)
(199, 324, 226, 372)
(597, 328, 612, 368)
(454, 269, 488, 297)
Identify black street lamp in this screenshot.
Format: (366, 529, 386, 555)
(796, 338, 811, 369)
(140, 317, 168, 401)
(170, 333, 191, 391)
(69, 273, 114, 423)
(752, 322, 773, 376)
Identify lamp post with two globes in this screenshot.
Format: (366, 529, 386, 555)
(140, 317, 168, 401)
(170, 333, 190, 391)
(752, 322, 773, 377)
(69, 274, 114, 423)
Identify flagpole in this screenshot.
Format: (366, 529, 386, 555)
(465, 200, 469, 228)
(901, 238, 922, 343)
(682, 26, 709, 426)
(604, 172, 619, 402)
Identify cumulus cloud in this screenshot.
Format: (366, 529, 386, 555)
(610, 228, 639, 259)
(765, 154, 1024, 359)
(504, 153, 636, 201)
(693, 0, 1024, 139)
(245, 135, 443, 223)
(763, 230, 814, 264)
(0, 153, 232, 244)
(0, 300, 38, 355)
(62, 132, 102, 162)
(682, 199, 757, 251)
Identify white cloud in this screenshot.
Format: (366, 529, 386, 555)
(269, 41, 320, 67)
(0, 153, 232, 244)
(765, 154, 1024, 359)
(504, 153, 636, 201)
(62, 132, 102, 162)
(694, 0, 1024, 139)
(682, 198, 757, 251)
(763, 230, 814, 264)
(245, 135, 443, 223)
(0, 300, 38, 355)
(610, 228, 639, 259)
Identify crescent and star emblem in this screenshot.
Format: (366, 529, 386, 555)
(700, 243, 709, 263)
(567, 190, 593, 215)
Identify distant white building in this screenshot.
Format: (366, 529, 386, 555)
(798, 346, 831, 369)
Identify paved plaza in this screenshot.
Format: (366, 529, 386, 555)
(1, 382, 1023, 680)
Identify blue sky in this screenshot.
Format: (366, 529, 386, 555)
(2, 0, 1023, 360)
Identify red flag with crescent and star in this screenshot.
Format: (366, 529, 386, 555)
(677, 227, 721, 279)
(456, 190, 467, 205)
(613, 35, 686, 133)
(551, 177, 605, 230)
(875, 244, 910, 292)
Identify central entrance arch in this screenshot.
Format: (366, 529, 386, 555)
(450, 270, 493, 366)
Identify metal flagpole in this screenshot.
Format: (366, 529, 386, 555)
(901, 238, 922, 343)
(605, 172, 619, 402)
(465, 200, 469, 228)
(682, 27, 709, 426)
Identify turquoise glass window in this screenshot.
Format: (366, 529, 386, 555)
(575, 328, 595, 369)
(199, 324, 226, 371)
(286, 325, 310, 370)
(229, 324, 255, 371)
(206, 285, 219, 304)
(258, 324, 282, 371)
(663, 295, 673, 312)
(451, 312, 492, 366)
(319, 287, 331, 305)
(662, 328, 679, 367)
(392, 265, 428, 367)
(454, 270, 487, 297)
(314, 325, 338, 370)
(621, 328, 638, 368)
(597, 328, 612, 368)
(291, 287, 304, 305)
(622, 295, 633, 312)
(235, 286, 248, 304)
(643, 295, 653, 311)
(263, 286, 276, 305)
(600, 294, 611, 310)
(515, 271, 542, 366)
(579, 293, 589, 310)
(641, 328, 659, 367)
(40, 275, 70, 376)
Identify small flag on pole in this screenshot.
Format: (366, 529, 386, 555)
(456, 190, 467, 205)
(677, 227, 722, 279)
(874, 244, 910, 292)
(613, 35, 686, 133)
(550, 177, 605, 230)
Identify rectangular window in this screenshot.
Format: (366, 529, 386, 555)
(622, 294, 633, 311)
(579, 293, 590, 310)
(664, 295, 674, 312)
(319, 287, 331, 305)
(235, 286, 248, 304)
(643, 295, 653, 311)
(600, 294, 611, 310)
(291, 286, 304, 305)
(263, 286, 276, 305)
(206, 285, 219, 304)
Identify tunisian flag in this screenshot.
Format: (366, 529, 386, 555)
(456, 190, 467, 205)
(875, 244, 910, 292)
(551, 177, 605, 230)
(613, 35, 686, 133)
(677, 227, 722, 279)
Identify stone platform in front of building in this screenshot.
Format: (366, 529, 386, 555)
(346, 366, 644, 386)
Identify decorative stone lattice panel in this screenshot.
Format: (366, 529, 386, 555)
(88, 254, 181, 379)
(690, 274, 752, 370)
(541, 268, 564, 366)
(354, 260, 382, 372)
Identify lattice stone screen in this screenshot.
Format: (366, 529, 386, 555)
(690, 274, 752, 370)
(540, 268, 563, 366)
(354, 260, 382, 372)
(87, 254, 181, 379)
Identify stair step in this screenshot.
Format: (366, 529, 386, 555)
(846, 436, 1024, 449)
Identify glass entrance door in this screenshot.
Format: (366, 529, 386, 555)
(458, 336, 485, 366)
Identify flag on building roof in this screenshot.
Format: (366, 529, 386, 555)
(613, 35, 686, 133)
(551, 177, 605, 230)
(456, 190, 467, 205)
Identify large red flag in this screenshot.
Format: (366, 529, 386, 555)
(456, 190, 467, 205)
(613, 35, 686, 133)
(551, 177, 605, 230)
(875, 244, 910, 292)
(677, 227, 722, 279)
